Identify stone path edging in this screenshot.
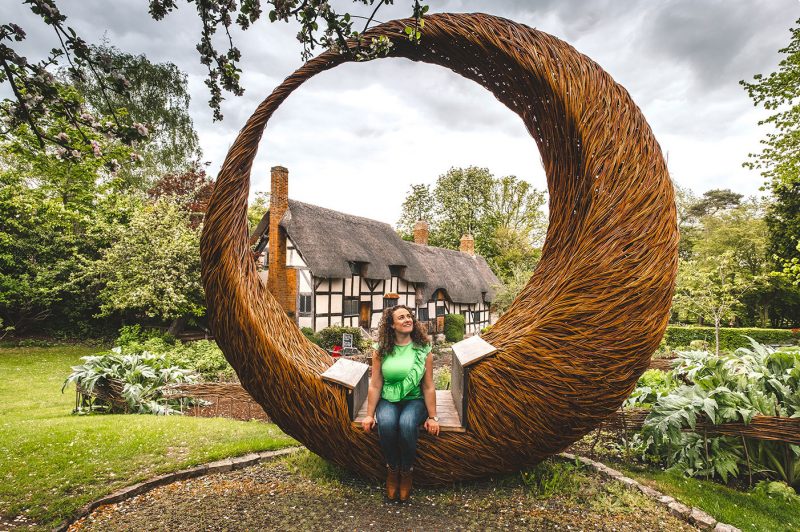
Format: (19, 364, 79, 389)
(53, 446, 303, 532)
(559, 452, 741, 532)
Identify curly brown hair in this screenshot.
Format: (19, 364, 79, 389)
(375, 304, 430, 358)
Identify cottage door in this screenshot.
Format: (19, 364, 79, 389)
(359, 301, 371, 329)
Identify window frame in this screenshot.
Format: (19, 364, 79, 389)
(298, 294, 313, 316)
(343, 297, 359, 317)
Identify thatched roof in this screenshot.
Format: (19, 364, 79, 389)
(407, 242, 498, 303)
(252, 200, 499, 304)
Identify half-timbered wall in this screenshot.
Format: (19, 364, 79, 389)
(261, 242, 494, 334)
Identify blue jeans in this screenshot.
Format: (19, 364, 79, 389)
(375, 398, 428, 471)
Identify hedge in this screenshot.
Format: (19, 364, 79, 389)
(444, 314, 465, 343)
(315, 325, 371, 351)
(665, 326, 799, 352)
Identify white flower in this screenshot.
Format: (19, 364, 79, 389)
(134, 123, 149, 137)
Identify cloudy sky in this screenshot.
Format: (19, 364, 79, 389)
(6, 1, 800, 224)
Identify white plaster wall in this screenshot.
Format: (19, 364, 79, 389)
(330, 293, 343, 315)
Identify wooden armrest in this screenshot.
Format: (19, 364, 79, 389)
(321, 358, 370, 420)
(321, 358, 369, 389)
(452, 335, 497, 367)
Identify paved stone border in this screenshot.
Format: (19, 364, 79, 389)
(53, 446, 303, 532)
(559, 452, 741, 531)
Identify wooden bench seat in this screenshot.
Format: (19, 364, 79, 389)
(321, 335, 498, 433)
(352, 388, 465, 433)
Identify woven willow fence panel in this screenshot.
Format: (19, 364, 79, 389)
(199, 13, 679, 485)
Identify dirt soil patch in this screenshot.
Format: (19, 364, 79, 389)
(69, 452, 696, 531)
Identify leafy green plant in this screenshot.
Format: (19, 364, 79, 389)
(114, 325, 234, 381)
(433, 366, 451, 390)
(116, 324, 175, 348)
(316, 325, 370, 351)
(641, 338, 800, 488)
(63, 350, 197, 414)
(752, 480, 800, 503)
(625, 369, 679, 408)
(301, 326, 320, 346)
(444, 313, 465, 342)
(689, 339, 710, 351)
(161, 340, 235, 381)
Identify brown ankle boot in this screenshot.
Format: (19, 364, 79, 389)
(386, 466, 400, 500)
(399, 469, 413, 502)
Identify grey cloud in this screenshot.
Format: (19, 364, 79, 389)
(638, 0, 796, 93)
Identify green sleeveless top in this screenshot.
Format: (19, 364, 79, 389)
(379, 342, 431, 402)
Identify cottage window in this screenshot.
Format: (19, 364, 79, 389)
(299, 294, 312, 316)
(435, 305, 445, 317)
(383, 297, 398, 309)
(417, 307, 429, 321)
(473, 311, 481, 324)
(343, 298, 359, 317)
(349, 262, 361, 276)
(389, 265, 403, 277)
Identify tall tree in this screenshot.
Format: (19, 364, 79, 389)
(489, 175, 547, 245)
(396, 184, 435, 239)
(431, 166, 495, 252)
(148, 161, 214, 228)
(395, 168, 547, 283)
(674, 183, 700, 260)
(86, 198, 205, 335)
(741, 18, 800, 269)
(673, 254, 753, 355)
(687, 188, 743, 218)
(68, 44, 202, 186)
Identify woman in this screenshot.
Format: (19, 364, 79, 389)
(361, 305, 440, 502)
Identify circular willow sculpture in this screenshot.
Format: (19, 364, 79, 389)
(200, 13, 678, 485)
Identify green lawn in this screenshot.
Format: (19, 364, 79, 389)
(623, 467, 800, 532)
(0, 345, 297, 528)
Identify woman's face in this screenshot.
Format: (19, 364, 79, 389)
(391, 308, 414, 335)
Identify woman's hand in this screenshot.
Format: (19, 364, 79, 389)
(424, 418, 440, 436)
(362, 415, 377, 432)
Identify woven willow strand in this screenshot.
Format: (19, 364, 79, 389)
(200, 13, 678, 485)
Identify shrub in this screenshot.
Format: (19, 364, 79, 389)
(753, 480, 800, 503)
(115, 325, 234, 381)
(116, 324, 175, 347)
(625, 369, 679, 408)
(316, 325, 371, 351)
(665, 326, 798, 352)
(444, 314, 465, 342)
(301, 327, 320, 345)
(689, 339, 709, 351)
(161, 340, 236, 381)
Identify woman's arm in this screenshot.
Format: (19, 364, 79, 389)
(362, 350, 383, 432)
(421, 353, 440, 436)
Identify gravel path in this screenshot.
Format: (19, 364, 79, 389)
(69, 452, 696, 531)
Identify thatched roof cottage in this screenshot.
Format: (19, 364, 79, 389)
(251, 166, 500, 334)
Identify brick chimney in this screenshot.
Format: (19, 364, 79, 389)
(413, 220, 429, 246)
(459, 234, 475, 256)
(267, 166, 290, 312)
